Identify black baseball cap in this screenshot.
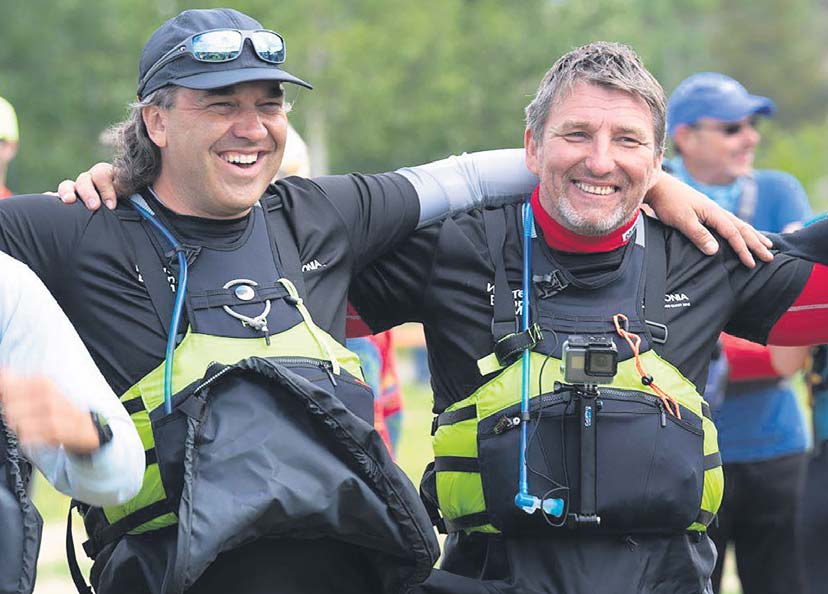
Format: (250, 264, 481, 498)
(137, 8, 312, 99)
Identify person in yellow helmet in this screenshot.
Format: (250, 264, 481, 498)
(0, 97, 19, 199)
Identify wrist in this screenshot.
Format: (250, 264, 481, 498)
(70, 411, 112, 456)
(88, 412, 113, 451)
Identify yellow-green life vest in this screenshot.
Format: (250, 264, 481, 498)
(426, 211, 723, 536)
(81, 199, 367, 552)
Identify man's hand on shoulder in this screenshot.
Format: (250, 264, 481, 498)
(56, 162, 118, 212)
(644, 173, 773, 268)
(0, 370, 101, 455)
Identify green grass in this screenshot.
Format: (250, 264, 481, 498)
(31, 471, 71, 523)
(394, 380, 436, 482)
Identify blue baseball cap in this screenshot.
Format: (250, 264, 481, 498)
(138, 8, 311, 99)
(667, 72, 775, 137)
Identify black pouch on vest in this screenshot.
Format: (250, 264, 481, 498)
(161, 356, 436, 594)
(476, 389, 705, 535)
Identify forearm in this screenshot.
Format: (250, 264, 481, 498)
(29, 411, 143, 507)
(396, 149, 534, 228)
(769, 216, 828, 265)
(768, 263, 828, 345)
(720, 333, 778, 382)
(34, 353, 144, 507)
(2, 255, 145, 505)
(721, 333, 807, 380)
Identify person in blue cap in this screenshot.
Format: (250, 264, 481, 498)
(667, 72, 812, 594)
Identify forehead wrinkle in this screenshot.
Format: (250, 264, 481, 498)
(615, 124, 650, 139)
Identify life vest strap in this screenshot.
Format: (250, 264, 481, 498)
(493, 323, 543, 367)
(444, 511, 492, 533)
(82, 498, 176, 559)
(433, 456, 480, 473)
(703, 452, 723, 470)
(695, 508, 716, 528)
(431, 404, 477, 435)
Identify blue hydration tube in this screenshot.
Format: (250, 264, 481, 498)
(514, 200, 564, 518)
(129, 195, 189, 415)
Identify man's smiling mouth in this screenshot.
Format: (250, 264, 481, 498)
(573, 181, 619, 195)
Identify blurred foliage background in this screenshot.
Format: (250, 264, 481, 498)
(1, 0, 827, 207)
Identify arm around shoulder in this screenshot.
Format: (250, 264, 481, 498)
(397, 149, 535, 228)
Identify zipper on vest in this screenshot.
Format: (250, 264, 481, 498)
(595, 387, 665, 426)
(277, 357, 338, 387)
(195, 364, 237, 394)
(599, 388, 703, 434)
(598, 388, 663, 409)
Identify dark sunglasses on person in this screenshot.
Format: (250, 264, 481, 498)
(138, 29, 286, 96)
(691, 115, 761, 136)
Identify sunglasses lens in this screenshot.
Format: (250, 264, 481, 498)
(251, 31, 285, 63)
(192, 30, 243, 62)
(724, 117, 760, 135)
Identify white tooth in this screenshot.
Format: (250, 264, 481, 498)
(223, 153, 258, 164)
(575, 182, 615, 195)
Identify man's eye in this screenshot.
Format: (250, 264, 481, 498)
(260, 102, 286, 115)
(564, 131, 588, 141)
(209, 102, 234, 111)
(619, 136, 643, 146)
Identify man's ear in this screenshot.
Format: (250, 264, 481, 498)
(142, 105, 168, 149)
(648, 154, 663, 191)
(524, 127, 540, 175)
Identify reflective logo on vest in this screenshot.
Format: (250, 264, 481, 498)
(301, 259, 326, 273)
(664, 292, 692, 308)
(486, 282, 524, 316)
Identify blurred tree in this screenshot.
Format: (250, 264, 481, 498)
(0, 0, 165, 192)
(0, 0, 824, 199)
(757, 119, 828, 211)
(707, 0, 828, 128)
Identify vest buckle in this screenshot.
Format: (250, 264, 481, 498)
(533, 270, 569, 299)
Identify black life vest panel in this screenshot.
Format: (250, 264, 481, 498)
(69, 190, 438, 594)
(0, 420, 42, 594)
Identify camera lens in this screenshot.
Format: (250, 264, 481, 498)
(587, 352, 616, 375)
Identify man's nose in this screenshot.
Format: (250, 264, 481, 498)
(743, 124, 760, 147)
(584, 138, 615, 177)
(233, 107, 268, 140)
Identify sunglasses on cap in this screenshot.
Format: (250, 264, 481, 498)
(690, 115, 761, 136)
(138, 29, 286, 97)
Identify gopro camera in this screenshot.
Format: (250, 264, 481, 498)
(561, 335, 618, 385)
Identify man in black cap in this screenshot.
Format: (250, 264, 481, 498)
(45, 9, 772, 594)
(0, 8, 566, 594)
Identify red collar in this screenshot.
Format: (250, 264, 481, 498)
(529, 186, 638, 253)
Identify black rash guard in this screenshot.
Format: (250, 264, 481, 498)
(0, 173, 418, 397)
(350, 203, 811, 415)
(349, 200, 817, 594)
